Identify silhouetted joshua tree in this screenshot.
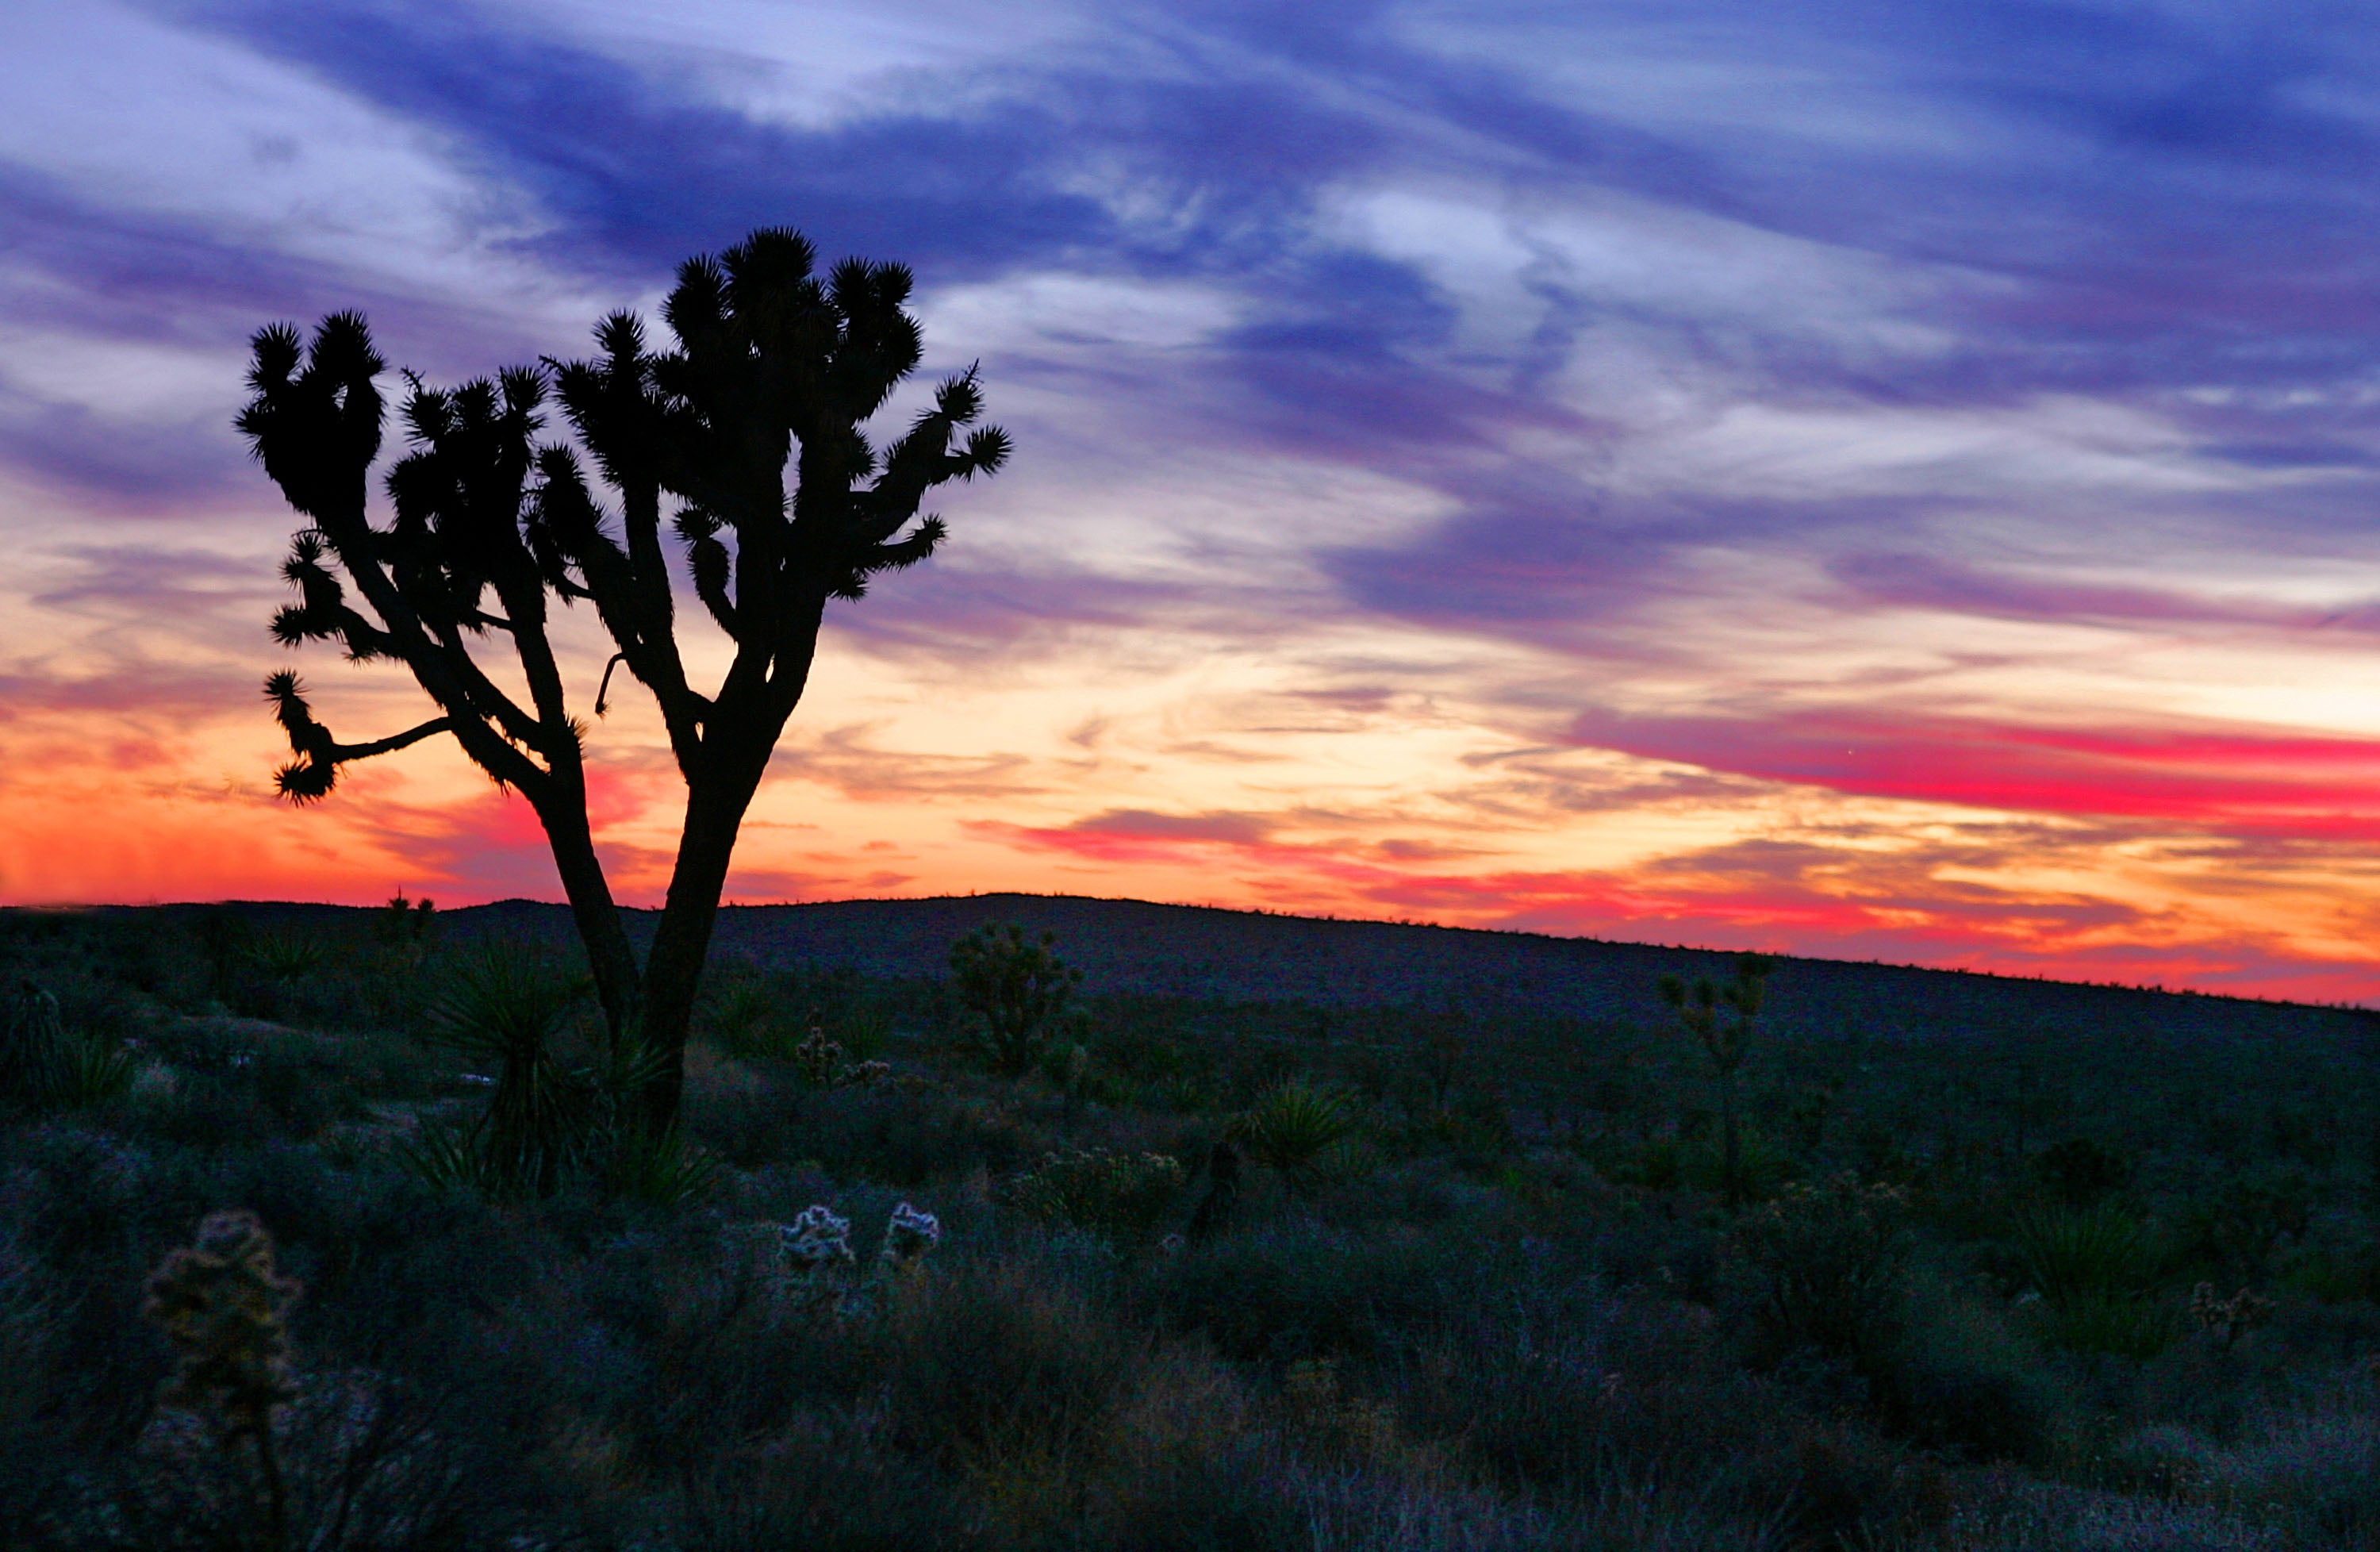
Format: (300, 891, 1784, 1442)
(1660, 952, 1775, 1208)
(238, 229, 1008, 1128)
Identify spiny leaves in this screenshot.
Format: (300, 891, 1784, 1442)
(260, 670, 447, 804)
(263, 672, 337, 803)
(241, 226, 1006, 815)
(235, 312, 385, 524)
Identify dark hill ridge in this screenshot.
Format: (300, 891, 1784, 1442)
(242, 891, 2370, 1048)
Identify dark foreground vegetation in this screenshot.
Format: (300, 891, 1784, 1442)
(4, 899, 2379, 1550)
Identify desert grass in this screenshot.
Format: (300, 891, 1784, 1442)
(2, 903, 2378, 1549)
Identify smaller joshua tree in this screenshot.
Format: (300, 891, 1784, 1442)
(1660, 953, 1775, 1209)
(143, 1211, 303, 1551)
(949, 924, 1084, 1077)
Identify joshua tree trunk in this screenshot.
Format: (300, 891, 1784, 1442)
(537, 792, 644, 1041)
(634, 760, 773, 1127)
(237, 230, 1008, 1131)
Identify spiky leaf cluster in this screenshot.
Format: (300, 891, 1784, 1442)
(240, 225, 1007, 805)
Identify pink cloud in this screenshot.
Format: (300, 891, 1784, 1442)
(1564, 707, 2380, 835)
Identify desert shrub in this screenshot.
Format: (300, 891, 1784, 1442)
(1074, 1347, 1303, 1551)
(2034, 1137, 2133, 1206)
(1006, 1147, 1186, 1244)
(1873, 1273, 2069, 1463)
(684, 1058, 800, 1167)
(2210, 1408, 2380, 1546)
(797, 1084, 1041, 1185)
(1408, 1279, 1768, 1493)
(1405, 1088, 1518, 1170)
(239, 1028, 382, 1135)
(875, 1250, 1140, 1533)
(779, 962, 866, 1031)
(1143, 1219, 1483, 1363)
(1759, 1419, 1955, 1552)
(1940, 1488, 2286, 1552)
(662, 1427, 976, 1552)
(949, 924, 1084, 1077)
(1733, 1172, 1913, 1361)
(2176, 1172, 2314, 1282)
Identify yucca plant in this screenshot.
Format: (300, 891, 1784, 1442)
(57, 1028, 139, 1108)
(1234, 1081, 1353, 1185)
(598, 1122, 723, 1208)
(2011, 1201, 2171, 1358)
(1, 983, 73, 1106)
(2013, 1201, 2159, 1306)
(2, 982, 136, 1109)
(245, 930, 327, 985)
(413, 941, 597, 1198)
(704, 979, 786, 1061)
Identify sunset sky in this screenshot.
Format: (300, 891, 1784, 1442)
(6, 1, 2380, 1000)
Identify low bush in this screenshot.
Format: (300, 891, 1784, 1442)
(1733, 1172, 1913, 1361)
(6, 904, 2380, 1548)
(1005, 1147, 1186, 1245)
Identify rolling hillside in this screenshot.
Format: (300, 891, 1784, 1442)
(202, 891, 2373, 1048)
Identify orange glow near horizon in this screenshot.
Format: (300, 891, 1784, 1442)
(7, 602, 2380, 1007)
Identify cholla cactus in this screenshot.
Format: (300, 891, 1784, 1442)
(793, 1028, 847, 1089)
(781, 1205, 854, 1275)
(761, 1203, 939, 1312)
(143, 1211, 302, 1546)
(788, 1028, 893, 1091)
(2190, 1281, 2274, 1351)
(877, 1202, 942, 1275)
